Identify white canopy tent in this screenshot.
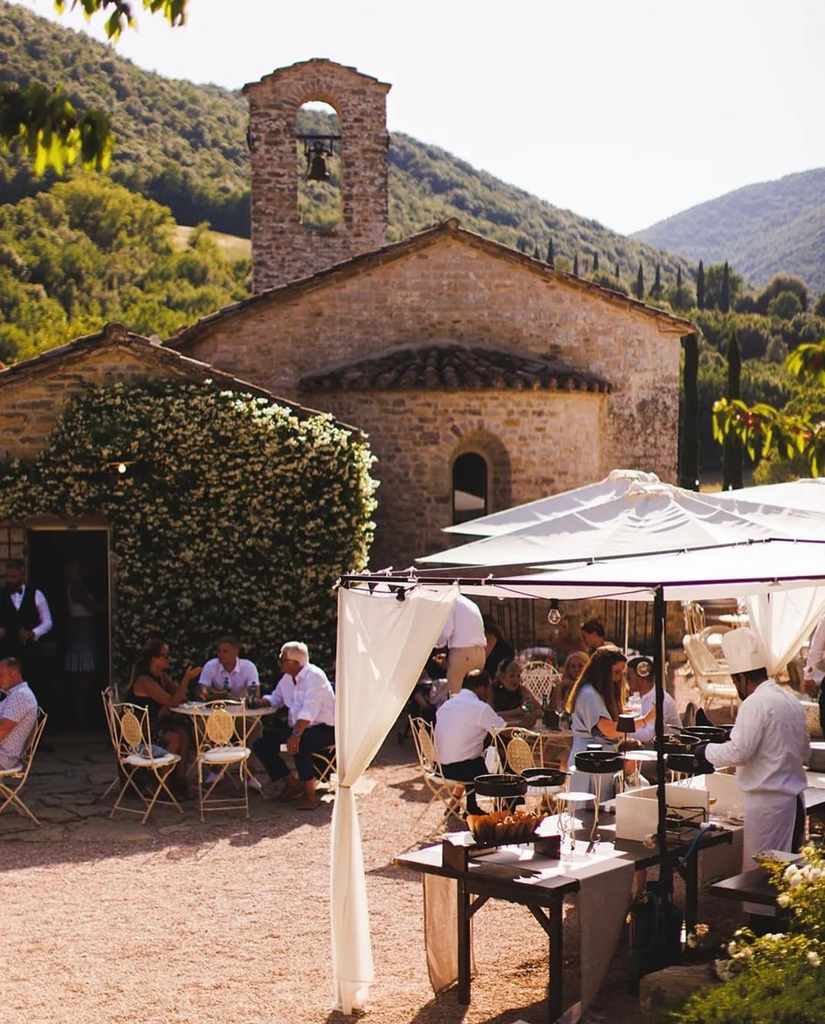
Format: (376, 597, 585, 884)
(332, 536, 825, 1012)
(720, 478, 825, 514)
(420, 479, 825, 569)
(443, 468, 661, 538)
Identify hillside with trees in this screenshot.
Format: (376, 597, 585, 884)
(0, 0, 692, 285)
(634, 168, 825, 295)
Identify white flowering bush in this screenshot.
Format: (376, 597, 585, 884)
(0, 380, 377, 679)
(671, 844, 825, 1024)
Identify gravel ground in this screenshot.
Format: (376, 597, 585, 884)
(0, 711, 744, 1024)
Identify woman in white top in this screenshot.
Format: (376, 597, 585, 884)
(566, 645, 657, 798)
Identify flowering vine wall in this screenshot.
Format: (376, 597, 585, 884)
(0, 379, 377, 680)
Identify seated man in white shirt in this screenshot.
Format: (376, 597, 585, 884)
(251, 641, 334, 810)
(0, 657, 38, 770)
(198, 636, 260, 701)
(434, 669, 507, 814)
(198, 636, 262, 789)
(626, 655, 682, 746)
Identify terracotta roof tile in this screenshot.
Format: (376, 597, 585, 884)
(300, 344, 611, 395)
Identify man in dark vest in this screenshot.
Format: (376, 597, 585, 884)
(0, 560, 53, 708)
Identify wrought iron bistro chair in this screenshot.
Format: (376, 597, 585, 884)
(312, 744, 337, 790)
(0, 707, 48, 826)
(193, 701, 252, 822)
(409, 716, 465, 832)
(520, 661, 560, 706)
(100, 686, 122, 800)
(109, 702, 183, 824)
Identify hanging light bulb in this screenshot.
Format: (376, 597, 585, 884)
(117, 462, 128, 475)
(547, 599, 562, 626)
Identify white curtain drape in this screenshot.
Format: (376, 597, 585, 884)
(746, 586, 825, 677)
(331, 583, 459, 1013)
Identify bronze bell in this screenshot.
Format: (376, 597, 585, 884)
(307, 143, 330, 182)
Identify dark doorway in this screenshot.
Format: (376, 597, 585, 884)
(27, 528, 110, 732)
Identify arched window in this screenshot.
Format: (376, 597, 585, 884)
(296, 100, 342, 231)
(452, 452, 488, 525)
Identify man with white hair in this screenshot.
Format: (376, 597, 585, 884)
(700, 627, 809, 930)
(251, 641, 335, 810)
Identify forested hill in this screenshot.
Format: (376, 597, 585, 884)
(633, 168, 825, 295)
(0, 0, 691, 283)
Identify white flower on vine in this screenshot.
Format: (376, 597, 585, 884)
(777, 893, 792, 908)
(808, 951, 821, 967)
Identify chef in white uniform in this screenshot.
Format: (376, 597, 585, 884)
(702, 628, 810, 925)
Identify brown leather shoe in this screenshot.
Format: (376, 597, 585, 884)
(297, 796, 319, 811)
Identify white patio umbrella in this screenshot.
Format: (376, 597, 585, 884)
(443, 468, 661, 537)
(420, 479, 825, 568)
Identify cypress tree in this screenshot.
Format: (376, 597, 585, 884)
(679, 332, 699, 490)
(721, 261, 731, 313)
(533, 244, 541, 259)
(547, 238, 555, 267)
(652, 263, 662, 298)
(697, 260, 705, 310)
(636, 263, 645, 300)
(593, 251, 599, 272)
(615, 261, 620, 278)
(677, 266, 682, 290)
(722, 331, 743, 490)
(573, 252, 579, 276)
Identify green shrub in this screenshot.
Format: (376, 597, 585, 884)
(670, 846, 825, 1024)
(768, 290, 803, 321)
(0, 380, 377, 679)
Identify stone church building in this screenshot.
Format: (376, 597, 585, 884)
(170, 58, 692, 569)
(0, 57, 691, 589)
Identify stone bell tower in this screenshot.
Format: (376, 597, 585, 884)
(244, 59, 392, 294)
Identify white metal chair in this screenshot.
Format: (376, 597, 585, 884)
(697, 624, 731, 658)
(100, 686, 121, 800)
(683, 634, 739, 714)
(408, 715, 465, 831)
(682, 601, 706, 635)
(0, 707, 48, 826)
(520, 661, 560, 705)
(193, 701, 251, 821)
(109, 702, 182, 824)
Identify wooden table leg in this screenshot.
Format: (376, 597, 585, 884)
(457, 877, 471, 1004)
(548, 898, 564, 1023)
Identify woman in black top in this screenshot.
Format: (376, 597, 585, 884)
(127, 638, 201, 793)
(490, 656, 540, 727)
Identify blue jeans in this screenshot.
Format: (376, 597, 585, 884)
(253, 723, 335, 782)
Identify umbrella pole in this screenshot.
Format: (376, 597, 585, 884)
(653, 586, 674, 957)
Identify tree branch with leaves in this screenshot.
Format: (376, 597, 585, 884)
(0, 0, 187, 174)
(713, 340, 825, 476)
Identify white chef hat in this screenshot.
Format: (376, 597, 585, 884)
(720, 627, 765, 674)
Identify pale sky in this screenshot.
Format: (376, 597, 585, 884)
(11, 0, 825, 234)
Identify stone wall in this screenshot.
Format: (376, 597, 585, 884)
(0, 347, 194, 462)
(245, 60, 390, 293)
(183, 232, 684, 488)
(317, 387, 606, 569)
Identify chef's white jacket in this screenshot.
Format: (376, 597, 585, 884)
(704, 678, 809, 795)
